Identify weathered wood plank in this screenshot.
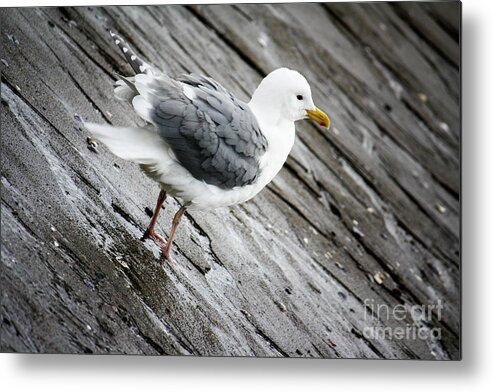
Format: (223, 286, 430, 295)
(1, 3, 460, 359)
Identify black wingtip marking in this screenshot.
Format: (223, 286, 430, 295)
(108, 31, 147, 75)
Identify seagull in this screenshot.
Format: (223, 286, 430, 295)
(86, 32, 330, 264)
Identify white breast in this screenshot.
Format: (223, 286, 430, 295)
(155, 120, 295, 210)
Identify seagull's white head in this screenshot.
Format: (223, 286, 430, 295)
(249, 67, 330, 128)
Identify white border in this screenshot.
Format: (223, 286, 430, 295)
(2, 0, 492, 390)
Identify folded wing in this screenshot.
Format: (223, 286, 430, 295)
(132, 73, 268, 189)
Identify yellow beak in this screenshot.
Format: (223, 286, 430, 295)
(306, 107, 330, 128)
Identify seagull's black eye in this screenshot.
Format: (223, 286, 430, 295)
(296, 94, 303, 101)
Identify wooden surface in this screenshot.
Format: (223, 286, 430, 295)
(1, 2, 460, 359)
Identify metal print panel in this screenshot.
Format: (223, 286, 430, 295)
(0, 1, 461, 359)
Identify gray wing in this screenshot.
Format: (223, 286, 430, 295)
(146, 73, 268, 189)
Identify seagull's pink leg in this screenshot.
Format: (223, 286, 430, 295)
(141, 189, 167, 246)
(161, 205, 187, 264)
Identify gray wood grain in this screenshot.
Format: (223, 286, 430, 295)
(1, 3, 460, 359)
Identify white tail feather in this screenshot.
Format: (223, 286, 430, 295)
(131, 95, 154, 123)
(85, 122, 168, 165)
(114, 80, 136, 102)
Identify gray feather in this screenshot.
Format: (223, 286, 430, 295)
(110, 31, 151, 75)
(142, 73, 268, 188)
